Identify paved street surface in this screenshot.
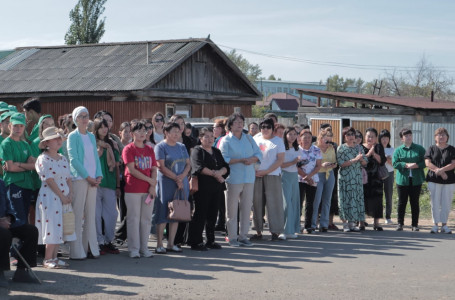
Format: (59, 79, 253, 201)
(2, 224, 454, 300)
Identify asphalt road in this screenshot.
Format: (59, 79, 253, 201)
(2, 225, 454, 300)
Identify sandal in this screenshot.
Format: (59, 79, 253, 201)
(55, 259, 69, 268)
(43, 258, 68, 269)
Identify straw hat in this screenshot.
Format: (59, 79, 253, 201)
(38, 126, 65, 149)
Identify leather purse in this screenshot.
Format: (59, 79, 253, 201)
(168, 189, 191, 222)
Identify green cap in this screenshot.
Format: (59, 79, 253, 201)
(8, 105, 17, 112)
(0, 111, 14, 123)
(0, 102, 9, 114)
(10, 112, 26, 125)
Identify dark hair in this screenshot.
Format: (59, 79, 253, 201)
(226, 113, 245, 131)
(283, 127, 299, 151)
(274, 123, 285, 133)
(320, 123, 332, 130)
(185, 123, 192, 129)
(22, 97, 41, 113)
(341, 126, 356, 142)
(163, 122, 181, 133)
(132, 121, 145, 131)
(93, 110, 113, 121)
(378, 129, 391, 148)
(119, 121, 130, 132)
(264, 113, 278, 121)
(302, 124, 310, 130)
(93, 118, 114, 148)
(63, 114, 75, 134)
(399, 128, 412, 138)
(142, 119, 156, 145)
(355, 130, 363, 143)
(248, 122, 258, 128)
(198, 127, 212, 138)
(169, 115, 184, 124)
(365, 127, 378, 137)
(259, 118, 274, 128)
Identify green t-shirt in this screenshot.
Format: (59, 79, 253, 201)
(27, 123, 39, 142)
(0, 137, 34, 189)
(99, 148, 119, 190)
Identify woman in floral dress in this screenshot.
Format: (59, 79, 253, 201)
(337, 127, 368, 232)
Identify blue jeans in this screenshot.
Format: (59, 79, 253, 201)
(312, 171, 335, 228)
(281, 171, 301, 235)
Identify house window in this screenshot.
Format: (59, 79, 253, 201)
(175, 104, 191, 118)
(166, 104, 175, 118)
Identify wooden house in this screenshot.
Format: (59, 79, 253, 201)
(0, 38, 261, 130)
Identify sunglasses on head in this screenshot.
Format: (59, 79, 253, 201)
(261, 125, 272, 130)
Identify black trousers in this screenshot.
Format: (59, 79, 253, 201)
(0, 224, 38, 270)
(299, 182, 317, 229)
(188, 188, 221, 246)
(215, 191, 226, 228)
(115, 179, 127, 241)
(397, 179, 421, 227)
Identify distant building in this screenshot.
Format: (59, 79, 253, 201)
(296, 88, 455, 148)
(254, 79, 356, 106)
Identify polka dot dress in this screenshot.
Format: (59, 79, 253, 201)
(35, 153, 76, 244)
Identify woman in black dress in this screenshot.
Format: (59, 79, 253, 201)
(362, 128, 386, 231)
(188, 128, 230, 251)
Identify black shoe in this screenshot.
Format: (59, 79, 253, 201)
(190, 244, 208, 251)
(319, 227, 328, 233)
(373, 226, 383, 231)
(270, 233, 279, 241)
(205, 242, 222, 249)
(12, 268, 40, 284)
(359, 226, 366, 231)
(305, 228, 313, 234)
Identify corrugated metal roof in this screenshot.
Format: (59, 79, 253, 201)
(297, 88, 455, 110)
(0, 38, 235, 94)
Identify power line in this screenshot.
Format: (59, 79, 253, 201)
(201, 40, 455, 73)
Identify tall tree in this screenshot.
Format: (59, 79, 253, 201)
(225, 49, 262, 83)
(65, 0, 107, 45)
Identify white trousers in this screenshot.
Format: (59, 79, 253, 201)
(427, 182, 455, 224)
(69, 180, 99, 259)
(225, 183, 254, 241)
(125, 193, 154, 254)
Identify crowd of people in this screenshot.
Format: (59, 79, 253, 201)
(0, 98, 454, 288)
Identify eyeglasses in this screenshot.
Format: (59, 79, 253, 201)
(77, 114, 89, 120)
(145, 126, 153, 131)
(155, 118, 164, 122)
(261, 125, 272, 130)
(355, 135, 362, 139)
(345, 132, 355, 137)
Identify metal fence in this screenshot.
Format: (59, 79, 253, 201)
(412, 122, 455, 149)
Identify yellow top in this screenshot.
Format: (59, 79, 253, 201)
(319, 145, 336, 179)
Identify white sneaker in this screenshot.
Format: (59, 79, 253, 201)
(278, 234, 286, 240)
(286, 234, 298, 239)
(140, 250, 154, 258)
(343, 224, 350, 232)
(129, 251, 140, 258)
(430, 225, 439, 233)
(238, 239, 253, 247)
(229, 240, 240, 247)
(385, 219, 393, 224)
(440, 225, 452, 234)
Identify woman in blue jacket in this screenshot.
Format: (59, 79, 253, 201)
(67, 106, 103, 259)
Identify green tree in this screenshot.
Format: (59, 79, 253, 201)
(268, 74, 276, 80)
(225, 49, 262, 82)
(252, 105, 268, 118)
(65, 0, 107, 45)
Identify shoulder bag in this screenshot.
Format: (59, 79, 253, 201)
(168, 189, 192, 222)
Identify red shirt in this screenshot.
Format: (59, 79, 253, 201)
(122, 143, 157, 193)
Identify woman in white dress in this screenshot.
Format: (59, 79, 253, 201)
(35, 127, 75, 268)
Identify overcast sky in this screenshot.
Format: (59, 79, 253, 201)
(1, 0, 454, 83)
